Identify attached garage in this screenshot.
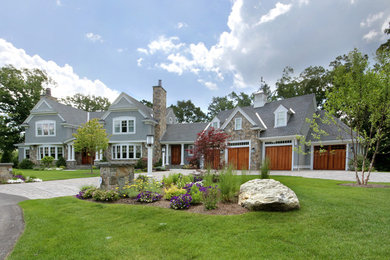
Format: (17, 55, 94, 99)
(313, 145, 346, 170)
(265, 145, 292, 170)
(228, 147, 249, 170)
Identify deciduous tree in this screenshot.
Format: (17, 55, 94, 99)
(61, 93, 110, 112)
(170, 100, 207, 123)
(73, 118, 109, 173)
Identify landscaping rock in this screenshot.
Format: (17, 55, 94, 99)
(238, 179, 300, 211)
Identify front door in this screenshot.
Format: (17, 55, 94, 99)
(171, 145, 181, 165)
(81, 151, 94, 165)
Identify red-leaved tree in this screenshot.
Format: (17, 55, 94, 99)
(192, 127, 229, 169)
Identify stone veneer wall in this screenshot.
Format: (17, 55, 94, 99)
(0, 163, 13, 182)
(99, 162, 134, 190)
(223, 111, 262, 170)
(152, 85, 167, 163)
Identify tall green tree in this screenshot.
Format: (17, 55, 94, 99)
(229, 91, 253, 107)
(170, 100, 207, 123)
(140, 99, 153, 108)
(0, 65, 51, 160)
(377, 22, 390, 54)
(207, 96, 234, 119)
(61, 93, 110, 112)
(73, 118, 109, 173)
(274, 66, 331, 107)
(325, 49, 390, 184)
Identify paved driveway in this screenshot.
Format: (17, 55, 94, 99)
(0, 193, 27, 260)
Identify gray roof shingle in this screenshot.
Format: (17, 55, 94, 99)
(161, 123, 209, 142)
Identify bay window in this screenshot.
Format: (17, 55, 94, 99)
(37, 145, 64, 160)
(111, 144, 142, 159)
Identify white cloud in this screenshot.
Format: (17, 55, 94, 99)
(56, 0, 62, 6)
(360, 12, 384, 27)
(363, 30, 380, 41)
(137, 48, 149, 55)
(147, 35, 185, 54)
(381, 16, 390, 33)
(137, 57, 143, 67)
(0, 38, 118, 101)
(256, 2, 292, 25)
(117, 48, 125, 53)
(85, 32, 103, 43)
(198, 79, 218, 90)
(176, 22, 188, 29)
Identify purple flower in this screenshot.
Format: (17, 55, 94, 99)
(137, 191, 162, 203)
(76, 191, 84, 199)
(13, 174, 26, 181)
(170, 194, 192, 210)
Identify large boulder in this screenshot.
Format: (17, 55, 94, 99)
(238, 179, 300, 211)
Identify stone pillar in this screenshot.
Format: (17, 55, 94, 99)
(0, 163, 13, 182)
(180, 143, 185, 165)
(99, 162, 135, 190)
(152, 81, 167, 162)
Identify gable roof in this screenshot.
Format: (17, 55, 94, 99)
(160, 122, 209, 143)
(214, 93, 316, 138)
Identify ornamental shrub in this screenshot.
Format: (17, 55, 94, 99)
(260, 158, 270, 179)
(56, 156, 67, 167)
(219, 167, 239, 202)
(162, 173, 193, 188)
(163, 184, 187, 200)
(41, 156, 54, 168)
(189, 184, 202, 205)
(92, 189, 120, 202)
(170, 194, 192, 210)
(82, 187, 97, 199)
(19, 159, 34, 169)
(201, 185, 219, 210)
(136, 191, 162, 203)
(135, 158, 147, 169)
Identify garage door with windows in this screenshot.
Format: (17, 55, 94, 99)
(313, 145, 346, 170)
(265, 144, 292, 170)
(227, 141, 249, 170)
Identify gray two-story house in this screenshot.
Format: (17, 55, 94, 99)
(17, 81, 356, 171)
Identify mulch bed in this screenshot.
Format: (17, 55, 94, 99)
(338, 183, 390, 188)
(83, 197, 249, 215)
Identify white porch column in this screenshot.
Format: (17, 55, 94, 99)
(162, 149, 165, 166)
(180, 143, 185, 165)
(147, 146, 153, 176)
(310, 145, 314, 170)
(291, 139, 295, 171)
(95, 151, 100, 161)
(67, 144, 71, 161)
(345, 143, 349, 171)
(71, 145, 75, 161)
(165, 144, 169, 165)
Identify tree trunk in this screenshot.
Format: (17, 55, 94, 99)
(90, 154, 94, 174)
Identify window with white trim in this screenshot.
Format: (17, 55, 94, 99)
(24, 148, 30, 159)
(212, 121, 219, 129)
(188, 145, 194, 156)
(37, 145, 63, 160)
(275, 111, 287, 127)
(169, 117, 173, 124)
(113, 117, 135, 134)
(235, 118, 242, 130)
(111, 144, 142, 159)
(36, 120, 56, 136)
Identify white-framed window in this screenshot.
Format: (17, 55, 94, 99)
(235, 118, 242, 130)
(36, 120, 56, 136)
(37, 145, 63, 160)
(24, 148, 30, 159)
(169, 117, 173, 124)
(188, 145, 194, 156)
(212, 121, 219, 129)
(113, 117, 136, 134)
(111, 144, 142, 159)
(275, 111, 287, 127)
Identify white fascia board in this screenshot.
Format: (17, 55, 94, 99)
(221, 107, 256, 129)
(64, 138, 76, 144)
(160, 141, 194, 144)
(61, 123, 79, 129)
(274, 104, 288, 114)
(108, 140, 146, 144)
(310, 139, 353, 145)
(288, 108, 296, 114)
(142, 119, 158, 125)
(258, 135, 303, 141)
(24, 142, 64, 145)
(25, 112, 64, 124)
(255, 112, 267, 129)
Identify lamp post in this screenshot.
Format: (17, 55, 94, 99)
(146, 134, 154, 177)
(162, 146, 166, 167)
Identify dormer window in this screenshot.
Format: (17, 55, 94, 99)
(36, 120, 55, 136)
(113, 117, 135, 134)
(169, 117, 173, 124)
(212, 121, 219, 129)
(274, 105, 288, 127)
(235, 118, 242, 130)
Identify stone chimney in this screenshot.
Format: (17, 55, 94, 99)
(253, 90, 267, 108)
(153, 80, 167, 162)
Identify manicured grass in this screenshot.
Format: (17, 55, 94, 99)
(10, 176, 390, 259)
(15, 169, 100, 181)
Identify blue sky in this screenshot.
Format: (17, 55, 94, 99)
(0, 0, 389, 111)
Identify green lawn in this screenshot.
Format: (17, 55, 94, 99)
(9, 176, 390, 259)
(15, 169, 100, 181)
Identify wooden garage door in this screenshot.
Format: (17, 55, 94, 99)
(265, 145, 292, 170)
(314, 145, 346, 170)
(228, 147, 249, 170)
(205, 149, 221, 169)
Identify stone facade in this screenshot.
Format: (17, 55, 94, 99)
(223, 111, 262, 170)
(153, 83, 167, 163)
(99, 162, 135, 190)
